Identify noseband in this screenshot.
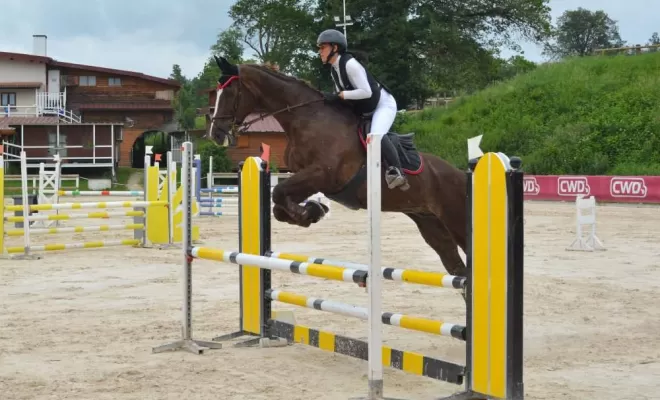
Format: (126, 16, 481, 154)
(211, 75, 242, 131)
(211, 74, 324, 134)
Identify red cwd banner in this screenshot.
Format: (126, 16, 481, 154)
(522, 175, 660, 203)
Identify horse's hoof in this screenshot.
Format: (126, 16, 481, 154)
(304, 200, 329, 223)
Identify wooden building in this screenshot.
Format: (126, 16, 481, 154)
(0, 34, 180, 175)
(201, 87, 290, 171)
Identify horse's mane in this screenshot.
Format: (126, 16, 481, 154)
(243, 64, 322, 95)
(241, 63, 357, 122)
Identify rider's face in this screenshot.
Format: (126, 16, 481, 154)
(318, 43, 335, 63)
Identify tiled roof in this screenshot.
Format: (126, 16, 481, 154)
(0, 51, 50, 63)
(202, 111, 284, 133)
(50, 60, 180, 87)
(0, 116, 59, 128)
(77, 102, 173, 110)
(0, 51, 179, 88)
(0, 82, 43, 88)
(242, 113, 284, 133)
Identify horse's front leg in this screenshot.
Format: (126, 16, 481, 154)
(271, 166, 329, 228)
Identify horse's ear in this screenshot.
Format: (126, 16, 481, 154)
(214, 55, 239, 76)
(214, 55, 230, 71)
(214, 55, 228, 71)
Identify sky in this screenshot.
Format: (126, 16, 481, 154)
(1, 0, 658, 80)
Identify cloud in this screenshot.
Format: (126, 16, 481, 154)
(0, 0, 233, 78)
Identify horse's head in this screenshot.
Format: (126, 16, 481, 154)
(207, 55, 256, 147)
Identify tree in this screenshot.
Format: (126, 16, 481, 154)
(543, 8, 625, 59)
(648, 32, 660, 45)
(170, 65, 195, 130)
(313, 0, 552, 108)
(228, 0, 316, 73)
(210, 27, 245, 64)
(646, 32, 660, 53)
(175, 0, 554, 117)
(497, 55, 537, 80)
(169, 64, 187, 84)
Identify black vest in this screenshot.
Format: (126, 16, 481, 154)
(330, 53, 387, 115)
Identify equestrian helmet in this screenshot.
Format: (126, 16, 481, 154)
(317, 29, 347, 52)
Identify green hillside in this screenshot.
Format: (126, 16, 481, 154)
(395, 52, 660, 175)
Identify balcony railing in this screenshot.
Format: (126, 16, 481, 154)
(1, 88, 80, 123)
(2, 105, 39, 117)
(37, 91, 66, 116)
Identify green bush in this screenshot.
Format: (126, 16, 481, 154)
(194, 139, 233, 173)
(396, 52, 660, 175)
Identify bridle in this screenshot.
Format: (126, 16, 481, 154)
(211, 74, 323, 134)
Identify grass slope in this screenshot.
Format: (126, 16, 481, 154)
(396, 52, 660, 175)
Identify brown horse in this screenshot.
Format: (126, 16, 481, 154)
(207, 56, 468, 280)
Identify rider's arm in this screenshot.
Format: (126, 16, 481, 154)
(341, 58, 372, 100)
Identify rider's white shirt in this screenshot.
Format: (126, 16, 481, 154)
(331, 55, 373, 100)
(331, 54, 398, 135)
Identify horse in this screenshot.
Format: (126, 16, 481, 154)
(207, 55, 468, 284)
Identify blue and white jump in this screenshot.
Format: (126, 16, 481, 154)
(193, 157, 330, 217)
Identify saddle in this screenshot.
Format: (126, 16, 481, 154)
(357, 112, 422, 174)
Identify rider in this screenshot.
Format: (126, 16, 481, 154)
(317, 29, 409, 191)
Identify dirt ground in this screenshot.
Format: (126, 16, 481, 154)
(1, 196, 659, 400)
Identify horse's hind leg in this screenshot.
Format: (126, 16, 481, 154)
(405, 212, 467, 301)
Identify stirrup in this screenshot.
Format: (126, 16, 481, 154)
(385, 167, 409, 191)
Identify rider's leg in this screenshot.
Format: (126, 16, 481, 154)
(370, 89, 409, 191)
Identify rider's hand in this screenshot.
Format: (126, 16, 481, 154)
(322, 92, 341, 102)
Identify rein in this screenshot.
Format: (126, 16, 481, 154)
(237, 99, 323, 132)
(211, 74, 324, 133)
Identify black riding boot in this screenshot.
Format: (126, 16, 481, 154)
(381, 134, 410, 191)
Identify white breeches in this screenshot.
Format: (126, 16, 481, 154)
(369, 89, 398, 135)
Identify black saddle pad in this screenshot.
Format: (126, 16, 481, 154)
(357, 117, 423, 174)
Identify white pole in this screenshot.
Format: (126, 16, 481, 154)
(20, 151, 31, 257)
(208, 156, 213, 189)
(143, 153, 150, 247)
(366, 132, 383, 399)
(181, 143, 192, 340)
(343, 0, 347, 38)
(53, 155, 61, 225)
(93, 124, 96, 163)
(167, 154, 175, 245)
